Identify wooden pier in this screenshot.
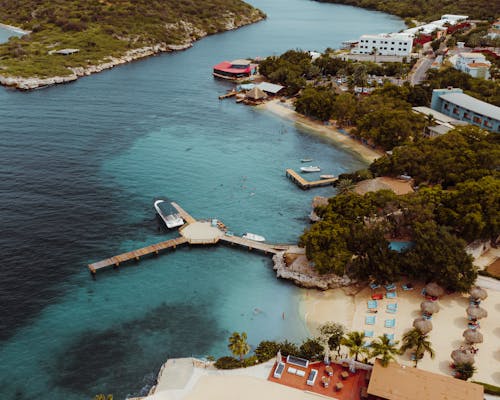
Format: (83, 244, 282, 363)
(88, 236, 188, 273)
(286, 169, 338, 190)
(88, 202, 295, 275)
(219, 90, 237, 100)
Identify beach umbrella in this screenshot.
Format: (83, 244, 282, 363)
(245, 87, 267, 100)
(276, 349, 282, 364)
(451, 349, 475, 364)
(466, 306, 488, 320)
(413, 317, 433, 334)
(424, 282, 445, 297)
(470, 286, 488, 300)
(463, 329, 483, 344)
(324, 352, 330, 365)
(421, 300, 440, 314)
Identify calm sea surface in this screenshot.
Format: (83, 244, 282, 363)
(0, 2, 403, 398)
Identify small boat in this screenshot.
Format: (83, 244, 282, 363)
(300, 166, 321, 173)
(301, 158, 313, 163)
(320, 174, 335, 179)
(154, 200, 184, 229)
(242, 232, 266, 242)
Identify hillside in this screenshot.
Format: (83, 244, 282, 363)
(314, 0, 496, 22)
(0, 0, 265, 87)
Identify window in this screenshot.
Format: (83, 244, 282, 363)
(452, 108, 460, 115)
(444, 103, 450, 110)
(463, 113, 471, 120)
(473, 116, 482, 124)
(391, 48, 394, 50)
(484, 120, 492, 128)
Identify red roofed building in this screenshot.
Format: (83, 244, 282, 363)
(213, 59, 257, 80)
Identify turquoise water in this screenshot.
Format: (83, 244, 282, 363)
(389, 241, 414, 252)
(0, 1, 404, 398)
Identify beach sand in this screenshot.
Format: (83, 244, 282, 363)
(301, 283, 500, 386)
(258, 99, 383, 164)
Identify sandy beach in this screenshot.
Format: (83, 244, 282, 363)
(301, 282, 500, 386)
(258, 99, 383, 164)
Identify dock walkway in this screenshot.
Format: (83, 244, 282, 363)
(286, 169, 338, 190)
(88, 202, 296, 275)
(88, 236, 188, 273)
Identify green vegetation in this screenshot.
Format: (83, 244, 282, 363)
(300, 126, 500, 292)
(370, 335, 400, 366)
(400, 328, 435, 367)
(228, 331, 251, 360)
(454, 361, 476, 380)
(0, 0, 264, 77)
(340, 331, 367, 361)
(314, 0, 497, 22)
(472, 381, 500, 395)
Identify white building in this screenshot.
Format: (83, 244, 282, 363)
(454, 52, 491, 79)
(351, 33, 413, 56)
(403, 14, 468, 36)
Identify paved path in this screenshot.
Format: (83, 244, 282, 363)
(410, 56, 434, 85)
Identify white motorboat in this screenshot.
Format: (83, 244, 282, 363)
(320, 174, 335, 179)
(154, 200, 184, 229)
(300, 166, 321, 173)
(301, 158, 313, 163)
(242, 232, 266, 242)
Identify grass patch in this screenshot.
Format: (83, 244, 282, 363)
(472, 381, 500, 395)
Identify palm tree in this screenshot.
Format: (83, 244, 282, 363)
(370, 335, 400, 367)
(228, 332, 250, 361)
(341, 331, 367, 361)
(400, 328, 435, 367)
(336, 178, 355, 195)
(454, 361, 476, 381)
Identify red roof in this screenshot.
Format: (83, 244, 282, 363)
(213, 61, 255, 74)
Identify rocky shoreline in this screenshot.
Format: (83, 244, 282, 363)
(272, 250, 355, 290)
(0, 14, 264, 90)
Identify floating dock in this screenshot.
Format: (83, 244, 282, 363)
(285, 169, 338, 190)
(88, 202, 294, 275)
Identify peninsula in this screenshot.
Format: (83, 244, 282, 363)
(0, 0, 265, 90)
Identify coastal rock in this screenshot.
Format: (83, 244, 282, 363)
(272, 251, 355, 290)
(0, 12, 264, 91)
(309, 196, 328, 222)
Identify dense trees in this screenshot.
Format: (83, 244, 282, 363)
(228, 332, 251, 360)
(370, 126, 500, 187)
(295, 87, 336, 120)
(300, 133, 499, 291)
(314, 0, 497, 21)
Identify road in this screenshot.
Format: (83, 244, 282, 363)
(410, 55, 434, 85)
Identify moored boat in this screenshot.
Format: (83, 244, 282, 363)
(301, 158, 313, 163)
(242, 232, 266, 242)
(320, 174, 335, 179)
(300, 166, 321, 173)
(154, 200, 184, 229)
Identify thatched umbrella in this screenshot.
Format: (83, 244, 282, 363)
(463, 329, 483, 344)
(466, 306, 488, 320)
(424, 282, 445, 297)
(245, 87, 268, 100)
(421, 300, 440, 314)
(470, 286, 488, 300)
(451, 349, 475, 364)
(413, 317, 433, 334)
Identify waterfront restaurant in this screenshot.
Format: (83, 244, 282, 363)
(431, 88, 500, 133)
(367, 360, 484, 400)
(213, 59, 258, 80)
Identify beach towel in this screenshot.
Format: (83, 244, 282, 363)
(365, 315, 376, 325)
(384, 319, 396, 328)
(386, 292, 397, 299)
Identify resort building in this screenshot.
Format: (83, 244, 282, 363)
(454, 52, 491, 79)
(367, 360, 484, 400)
(412, 106, 468, 137)
(487, 20, 500, 39)
(351, 33, 413, 56)
(431, 88, 500, 133)
(213, 59, 257, 80)
(403, 15, 469, 36)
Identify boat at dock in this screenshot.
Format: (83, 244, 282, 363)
(320, 174, 335, 179)
(300, 166, 321, 173)
(301, 158, 313, 162)
(242, 232, 266, 242)
(154, 200, 184, 229)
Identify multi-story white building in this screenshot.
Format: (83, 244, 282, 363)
(454, 52, 491, 79)
(351, 33, 413, 56)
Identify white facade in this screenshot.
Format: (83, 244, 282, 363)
(403, 15, 468, 36)
(454, 52, 491, 79)
(351, 33, 413, 56)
